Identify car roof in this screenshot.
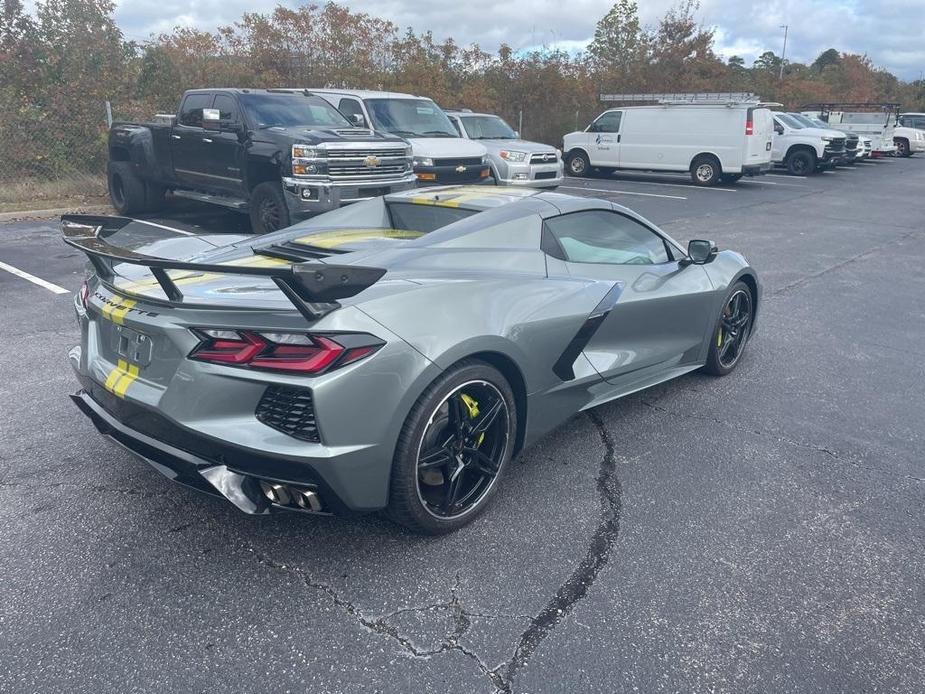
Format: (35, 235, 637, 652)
(302, 88, 429, 100)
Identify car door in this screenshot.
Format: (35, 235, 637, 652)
(544, 208, 715, 387)
(770, 117, 787, 161)
(171, 92, 214, 186)
(204, 93, 245, 195)
(587, 111, 622, 167)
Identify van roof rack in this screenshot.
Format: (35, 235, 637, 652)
(802, 102, 901, 114)
(600, 92, 762, 105)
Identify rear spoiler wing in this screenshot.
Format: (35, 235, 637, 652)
(61, 215, 386, 321)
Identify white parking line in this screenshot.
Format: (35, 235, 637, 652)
(564, 176, 734, 193)
(0, 260, 69, 294)
(559, 185, 687, 200)
(766, 173, 806, 179)
(742, 179, 805, 187)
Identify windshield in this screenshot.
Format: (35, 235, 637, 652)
(364, 98, 457, 138)
(459, 115, 517, 139)
(789, 113, 819, 128)
(240, 93, 351, 129)
(775, 113, 804, 129)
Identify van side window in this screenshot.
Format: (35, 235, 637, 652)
(589, 111, 622, 133)
(544, 210, 670, 265)
(179, 93, 213, 128)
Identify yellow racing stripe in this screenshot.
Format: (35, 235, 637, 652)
(103, 359, 140, 399)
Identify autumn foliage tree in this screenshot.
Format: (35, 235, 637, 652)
(1, 0, 923, 186)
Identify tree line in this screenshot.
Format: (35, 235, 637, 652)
(2, 0, 923, 181)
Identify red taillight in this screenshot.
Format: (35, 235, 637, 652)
(745, 119, 754, 135)
(189, 330, 380, 374)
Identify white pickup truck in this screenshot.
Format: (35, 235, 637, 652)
(771, 112, 847, 175)
(894, 113, 925, 157)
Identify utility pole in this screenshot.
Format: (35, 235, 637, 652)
(779, 25, 789, 81)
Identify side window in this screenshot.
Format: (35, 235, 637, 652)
(544, 210, 671, 265)
(450, 117, 463, 136)
(212, 94, 237, 123)
(338, 98, 364, 123)
(178, 93, 213, 128)
(590, 111, 622, 133)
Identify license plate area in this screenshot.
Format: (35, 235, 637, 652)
(115, 326, 153, 366)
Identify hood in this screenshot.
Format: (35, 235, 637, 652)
(256, 125, 406, 145)
(476, 139, 558, 155)
(409, 138, 487, 158)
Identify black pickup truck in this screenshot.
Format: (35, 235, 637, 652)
(107, 89, 416, 233)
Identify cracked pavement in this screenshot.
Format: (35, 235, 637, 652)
(2, 160, 924, 693)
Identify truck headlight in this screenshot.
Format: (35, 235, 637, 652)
(292, 144, 322, 158)
(499, 150, 527, 162)
(413, 156, 434, 167)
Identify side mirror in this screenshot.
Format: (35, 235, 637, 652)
(350, 113, 366, 127)
(774, 124, 784, 135)
(686, 239, 717, 264)
(203, 108, 220, 131)
(513, 130, 520, 139)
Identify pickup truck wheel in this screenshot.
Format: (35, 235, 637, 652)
(566, 151, 590, 177)
(895, 139, 910, 157)
(785, 149, 815, 176)
(108, 161, 148, 215)
(249, 182, 291, 234)
(690, 155, 721, 186)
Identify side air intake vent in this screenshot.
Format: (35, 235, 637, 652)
(256, 386, 320, 442)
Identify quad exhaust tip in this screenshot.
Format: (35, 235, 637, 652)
(258, 480, 323, 512)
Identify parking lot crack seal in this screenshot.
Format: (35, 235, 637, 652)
(487, 410, 622, 693)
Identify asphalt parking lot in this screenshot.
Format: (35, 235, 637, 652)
(2, 159, 924, 693)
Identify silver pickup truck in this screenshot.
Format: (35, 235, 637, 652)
(446, 110, 564, 188)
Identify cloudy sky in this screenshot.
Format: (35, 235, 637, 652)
(112, 0, 925, 80)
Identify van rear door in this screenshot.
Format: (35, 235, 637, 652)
(746, 107, 773, 165)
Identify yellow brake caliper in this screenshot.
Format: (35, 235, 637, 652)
(460, 393, 485, 446)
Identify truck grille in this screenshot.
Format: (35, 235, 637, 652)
(328, 163, 408, 179)
(530, 152, 559, 164)
(827, 137, 846, 152)
(434, 157, 483, 167)
(845, 135, 859, 153)
(256, 386, 320, 443)
(327, 148, 408, 159)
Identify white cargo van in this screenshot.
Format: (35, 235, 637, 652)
(306, 89, 491, 186)
(563, 102, 773, 186)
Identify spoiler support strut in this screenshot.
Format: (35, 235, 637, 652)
(61, 214, 387, 322)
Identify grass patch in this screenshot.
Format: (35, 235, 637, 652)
(0, 172, 108, 213)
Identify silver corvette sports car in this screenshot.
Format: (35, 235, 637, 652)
(64, 186, 759, 533)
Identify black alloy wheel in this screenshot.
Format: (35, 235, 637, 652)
(716, 287, 752, 369)
(415, 380, 510, 520)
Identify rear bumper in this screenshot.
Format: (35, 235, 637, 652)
(70, 377, 373, 515)
(742, 162, 772, 176)
(282, 174, 417, 217)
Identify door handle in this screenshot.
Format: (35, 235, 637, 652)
(202, 138, 213, 143)
(171, 134, 181, 140)
(617, 134, 621, 143)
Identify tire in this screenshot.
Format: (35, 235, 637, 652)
(249, 181, 291, 234)
(387, 359, 517, 534)
(703, 281, 754, 376)
(566, 151, 590, 177)
(690, 155, 721, 186)
(785, 149, 815, 176)
(108, 161, 148, 215)
(895, 139, 910, 157)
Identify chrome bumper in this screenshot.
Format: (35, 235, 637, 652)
(282, 174, 418, 216)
